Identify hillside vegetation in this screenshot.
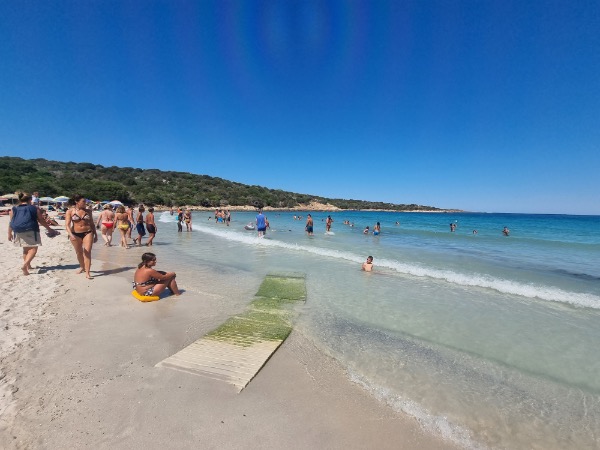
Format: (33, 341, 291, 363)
(0, 156, 446, 211)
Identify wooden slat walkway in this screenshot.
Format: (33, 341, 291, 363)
(155, 273, 305, 392)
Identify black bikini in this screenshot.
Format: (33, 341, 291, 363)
(71, 209, 93, 239)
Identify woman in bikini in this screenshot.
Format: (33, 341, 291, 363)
(96, 204, 115, 246)
(133, 253, 180, 297)
(65, 194, 98, 279)
(114, 205, 130, 248)
(184, 209, 192, 232)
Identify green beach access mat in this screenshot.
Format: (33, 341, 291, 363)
(156, 273, 306, 392)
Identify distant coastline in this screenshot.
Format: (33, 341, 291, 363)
(0, 156, 457, 212)
(154, 201, 463, 213)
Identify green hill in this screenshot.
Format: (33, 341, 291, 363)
(0, 156, 447, 211)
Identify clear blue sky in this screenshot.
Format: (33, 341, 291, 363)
(1, 1, 599, 214)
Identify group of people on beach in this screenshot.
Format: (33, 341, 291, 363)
(93, 203, 158, 248)
(6, 192, 178, 294)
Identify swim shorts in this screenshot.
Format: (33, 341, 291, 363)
(146, 224, 156, 234)
(136, 223, 146, 236)
(306, 226, 313, 233)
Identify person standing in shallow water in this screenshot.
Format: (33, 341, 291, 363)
(177, 208, 183, 232)
(256, 209, 266, 237)
(305, 214, 314, 235)
(184, 209, 192, 231)
(326, 215, 333, 232)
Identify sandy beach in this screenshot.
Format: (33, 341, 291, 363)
(0, 214, 458, 450)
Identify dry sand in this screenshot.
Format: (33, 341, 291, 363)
(0, 215, 458, 449)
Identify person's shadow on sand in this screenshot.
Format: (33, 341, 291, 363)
(38, 265, 135, 277)
(38, 264, 80, 273)
(94, 266, 136, 277)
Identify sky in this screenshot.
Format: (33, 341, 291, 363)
(1, 1, 599, 214)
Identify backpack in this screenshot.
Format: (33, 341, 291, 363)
(10, 205, 39, 233)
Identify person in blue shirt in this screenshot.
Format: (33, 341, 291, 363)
(256, 210, 266, 237)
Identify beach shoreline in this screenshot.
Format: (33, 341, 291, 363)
(0, 215, 457, 449)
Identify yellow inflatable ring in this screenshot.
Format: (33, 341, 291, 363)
(131, 289, 160, 302)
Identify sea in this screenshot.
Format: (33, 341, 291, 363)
(151, 210, 600, 449)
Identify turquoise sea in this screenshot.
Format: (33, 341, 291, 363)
(144, 210, 599, 449)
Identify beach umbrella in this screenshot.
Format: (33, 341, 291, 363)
(53, 196, 69, 203)
(2, 193, 18, 205)
(39, 196, 55, 206)
(109, 200, 123, 206)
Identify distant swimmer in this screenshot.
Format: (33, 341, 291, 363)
(450, 223, 456, 232)
(362, 256, 374, 272)
(473, 230, 478, 235)
(363, 226, 370, 234)
(503, 226, 510, 236)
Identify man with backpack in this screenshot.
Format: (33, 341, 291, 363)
(8, 192, 59, 275)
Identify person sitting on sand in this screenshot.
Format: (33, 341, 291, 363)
(41, 210, 59, 226)
(362, 256, 374, 272)
(133, 252, 180, 297)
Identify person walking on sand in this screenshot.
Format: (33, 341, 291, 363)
(8, 191, 59, 275)
(114, 205, 130, 248)
(96, 204, 115, 246)
(145, 207, 157, 246)
(133, 206, 146, 245)
(305, 214, 314, 235)
(133, 252, 181, 297)
(65, 194, 98, 279)
(126, 205, 135, 243)
(362, 256, 374, 272)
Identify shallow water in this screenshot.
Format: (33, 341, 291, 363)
(130, 210, 600, 449)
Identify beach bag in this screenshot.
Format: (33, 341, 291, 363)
(10, 205, 39, 233)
